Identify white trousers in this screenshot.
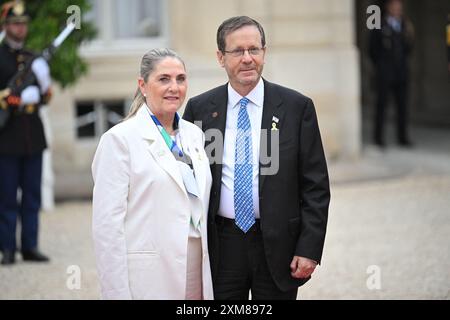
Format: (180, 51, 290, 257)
(185, 237, 203, 300)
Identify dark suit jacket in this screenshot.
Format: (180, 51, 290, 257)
(369, 17, 414, 85)
(183, 79, 330, 291)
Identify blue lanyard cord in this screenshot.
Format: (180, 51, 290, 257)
(149, 112, 193, 168)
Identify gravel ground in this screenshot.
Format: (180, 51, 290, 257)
(300, 173, 450, 299)
(1, 145, 449, 299)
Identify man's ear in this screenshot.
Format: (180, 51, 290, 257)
(216, 50, 225, 68)
(261, 46, 267, 65)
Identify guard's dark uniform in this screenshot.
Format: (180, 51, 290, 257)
(0, 1, 50, 264)
(369, 15, 414, 146)
(0, 41, 47, 253)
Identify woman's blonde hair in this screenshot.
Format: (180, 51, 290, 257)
(124, 48, 185, 120)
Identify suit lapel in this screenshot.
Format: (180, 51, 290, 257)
(135, 106, 187, 197)
(208, 84, 228, 137)
(208, 84, 228, 190)
(259, 79, 284, 194)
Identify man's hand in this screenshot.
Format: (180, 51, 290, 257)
(0, 89, 12, 109)
(6, 94, 21, 107)
(290, 256, 317, 279)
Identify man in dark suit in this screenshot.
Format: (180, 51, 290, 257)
(369, 0, 414, 147)
(183, 16, 330, 300)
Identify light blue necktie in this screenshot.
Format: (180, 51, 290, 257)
(234, 97, 255, 233)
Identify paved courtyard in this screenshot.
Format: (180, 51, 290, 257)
(1, 127, 449, 299)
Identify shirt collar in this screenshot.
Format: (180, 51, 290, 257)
(4, 37, 25, 51)
(386, 16, 402, 31)
(228, 77, 264, 109)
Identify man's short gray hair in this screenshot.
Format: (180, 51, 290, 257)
(216, 16, 266, 52)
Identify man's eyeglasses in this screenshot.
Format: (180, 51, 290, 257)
(222, 47, 265, 57)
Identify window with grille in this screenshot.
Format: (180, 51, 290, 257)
(75, 100, 128, 138)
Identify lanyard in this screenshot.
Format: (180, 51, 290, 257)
(150, 113, 182, 153)
(149, 110, 199, 201)
(148, 110, 192, 168)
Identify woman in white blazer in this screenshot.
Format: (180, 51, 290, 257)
(92, 48, 213, 300)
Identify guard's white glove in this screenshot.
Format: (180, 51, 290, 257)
(31, 57, 51, 93)
(20, 85, 40, 105)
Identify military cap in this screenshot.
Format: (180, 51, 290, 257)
(1, 1, 30, 24)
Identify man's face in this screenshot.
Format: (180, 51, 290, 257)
(386, 0, 403, 19)
(5, 21, 28, 42)
(217, 25, 266, 91)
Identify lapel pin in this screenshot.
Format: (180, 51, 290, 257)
(271, 122, 278, 131)
(212, 112, 218, 118)
(271, 115, 279, 131)
(272, 116, 280, 131)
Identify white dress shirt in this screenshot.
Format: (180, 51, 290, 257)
(387, 16, 402, 33)
(218, 78, 264, 219)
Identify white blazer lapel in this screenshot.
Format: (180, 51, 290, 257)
(135, 105, 187, 197)
(179, 120, 207, 198)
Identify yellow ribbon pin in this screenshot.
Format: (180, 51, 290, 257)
(271, 122, 278, 131)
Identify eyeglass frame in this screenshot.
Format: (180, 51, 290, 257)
(222, 47, 266, 57)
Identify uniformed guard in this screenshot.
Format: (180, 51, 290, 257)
(0, 0, 51, 265)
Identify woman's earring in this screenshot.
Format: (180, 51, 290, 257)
(144, 93, 147, 97)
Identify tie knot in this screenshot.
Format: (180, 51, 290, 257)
(240, 97, 250, 108)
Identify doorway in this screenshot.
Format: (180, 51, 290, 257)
(355, 0, 450, 145)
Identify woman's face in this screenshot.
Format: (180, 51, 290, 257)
(139, 57, 187, 116)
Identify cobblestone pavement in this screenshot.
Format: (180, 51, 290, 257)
(1, 142, 449, 299)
